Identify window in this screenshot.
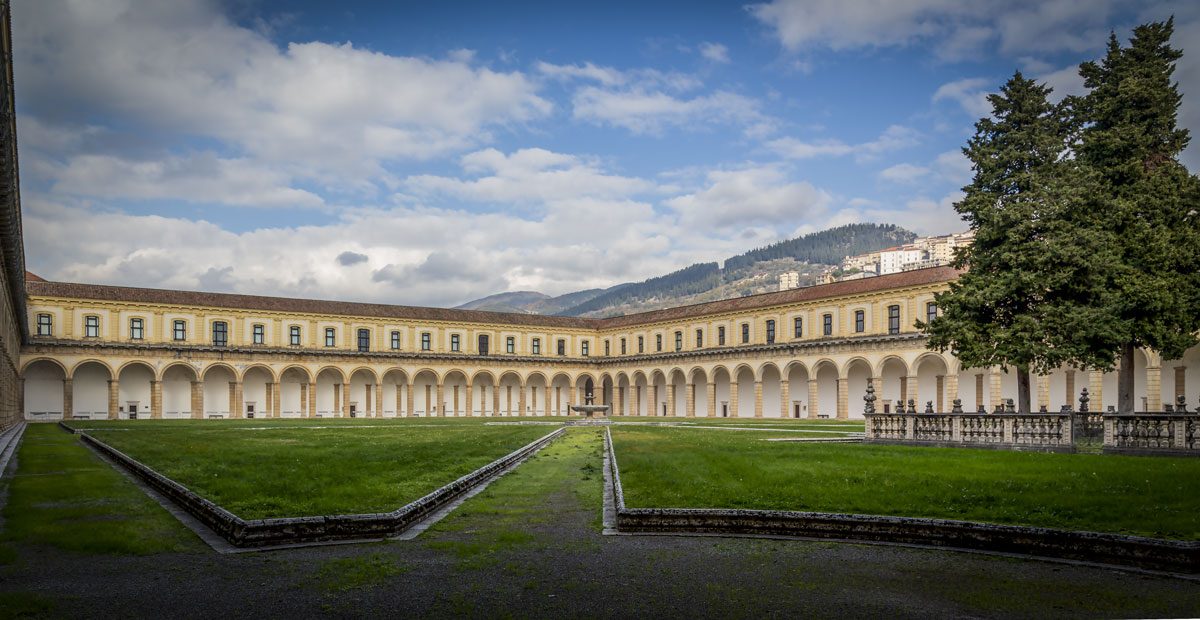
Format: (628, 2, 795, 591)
(695, 329, 703, 348)
(718, 326, 725, 346)
(766, 320, 775, 344)
(358, 328, 370, 352)
(581, 341, 590, 356)
(421, 332, 431, 351)
(289, 326, 302, 346)
(325, 327, 336, 347)
(478, 334, 489, 355)
(888, 305, 901, 335)
(926, 302, 938, 325)
(450, 334, 461, 352)
(638, 336, 644, 353)
(506, 336, 515, 354)
(532, 338, 541, 355)
(36, 313, 52, 336)
(83, 315, 100, 338)
(212, 321, 228, 347)
(822, 314, 833, 336)
(557, 338, 566, 356)
(252, 323, 264, 344)
(129, 318, 143, 340)
(855, 310, 865, 333)
(656, 334, 663, 352)
(674, 331, 682, 352)
(391, 331, 401, 350)
(741, 323, 750, 344)
(793, 317, 803, 338)
(172, 319, 186, 341)
(604, 340, 610, 356)
(620, 338, 627, 355)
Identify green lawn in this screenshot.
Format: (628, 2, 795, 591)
(611, 426, 1200, 540)
(64, 416, 570, 431)
(81, 422, 554, 519)
(1, 424, 200, 555)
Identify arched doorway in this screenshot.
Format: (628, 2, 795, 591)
(23, 359, 66, 421)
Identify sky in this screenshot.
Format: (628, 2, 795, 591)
(13, 0, 1200, 307)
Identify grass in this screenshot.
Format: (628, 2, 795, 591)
(0, 591, 57, 618)
(612, 426, 1200, 540)
(315, 552, 409, 592)
(65, 416, 571, 431)
(1, 424, 199, 555)
(82, 422, 553, 519)
(426, 428, 604, 569)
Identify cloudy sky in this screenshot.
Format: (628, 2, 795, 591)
(14, 0, 1200, 307)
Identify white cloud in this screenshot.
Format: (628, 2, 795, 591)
(768, 125, 919, 161)
(572, 87, 768, 136)
(699, 42, 731, 63)
(879, 163, 930, 183)
(932, 77, 993, 118)
(934, 149, 973, 185)
(664, 166, 832, 228)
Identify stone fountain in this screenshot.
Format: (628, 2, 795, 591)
(568, 391, 612, 425)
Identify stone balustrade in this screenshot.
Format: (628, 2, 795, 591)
(865, 411, 1074, 451)
(1104, 413, 1200, 454)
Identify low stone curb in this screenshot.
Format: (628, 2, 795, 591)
(0, 421, 27, 477)
(64, 422, 565, 547)
(604, 428, 1199, 574)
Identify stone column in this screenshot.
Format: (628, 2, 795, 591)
(107, 380, 119, 420)
(264, 382, 273, 418)
(230, 381, 243, 419)
(1036, 374, 1049, 411)
(62, 378, 73, 420)
(270, 382, 280, 418)
(1146, 365, 1162, 412)
(494, 384, 501, 417)
(618, 386, 626, 416)
(365, 384, 374, 417)
(905, 375, 919, 408)
(466, 385, 474, 417)
(665, 384, 675, 418)
(406, 382, 415, 418)
(300, 383, 309, 417)
(331, 383, 340, 417)
(437, 383, 445, 417)
(935, 375, 945, 412)
(807, 378, 818, 419)
(779, 379, 790, 418)
(1175, 366, 1187, 402)
(532, 387, 539, 416)
(375, 384, 383, 418)
(989, 369, 1002, 410)
(519, 383, 527, 417)
(190, 381, 204, 420)
(396, 383, 404, 418)
(706, 382, 716, 418)
(341, 383, 351, 418)
(945, 374, 959, 407)
(151, 380, 163, 419)
(307, 382, 317, 418)
(728, 382, 738, 418)
(836, 377, 848, 420)
(975, 374, 984, 409)
(506, 385, 513, 416)
(633, 386, 640, 416)
(451, 385, 459, 417)
(753, 380, 763, 418)
(685, 383, 696, 417)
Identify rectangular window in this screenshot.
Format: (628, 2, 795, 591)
(604, 340, 610, 356)
(557, 339, 566, 356)
(656, 334, 663, 352)
(391, 331, 401, 350)
(290, 326, 302, 346)
(325, 327, 336, 347)
(478, 334, 489, 355)
(741, 323, 750, 344)
(85, 315, 100, 338)
(638, 336, 644, 353)
(926, 302, 938, 325)
(506, 336, 515, 354)
(172, 319, 186, 341)
(695, 329, 703, 348)
(532, 338, 541, 355)
(888, 305, 901, 335)
(582, 341, 590, 356)
(793, 317, 803, 338)
(674, 331, 682, 352)
(855, 310, 865, 333)
(421, 332, 431, 351)
(823, 314, 833, 336)
(450, 334, 461, 352)
(718, 326, 725, 346)
(129, 318, 143, 340)
(36, 313, 52, 336)
(765, 320, 775, 344)
(212, 321, 228, 347)
(252, 323, 264, 344)
(621, 338, 627, 355)
(358, 328, 370, 352)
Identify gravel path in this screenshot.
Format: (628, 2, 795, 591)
(1, 427, 1198, 618)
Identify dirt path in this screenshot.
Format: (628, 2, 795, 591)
(2, 427, 1199, 618)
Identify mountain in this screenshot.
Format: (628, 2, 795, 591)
(456, 223, 917, 318)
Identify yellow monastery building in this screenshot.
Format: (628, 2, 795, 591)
(16, 266, 1200, 422)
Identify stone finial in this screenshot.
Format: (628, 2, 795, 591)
(1039, 405, 1048, 413)
(1005, 399, 1016, 414)
(906, 399, 916, 414)
(896, 400, 905, 414)
(978, 404, 987, 414)
(1177, 394, 1188, 413)
(951, 398, 963, 414)
(1164, 404, 1175, 413)
(863, 379, 877, 414)
(1078, 387, 1089, 413)
(924, 400, 934, 414)
(1060, 405, 1071, 413)
(993, 403, 1004, 414)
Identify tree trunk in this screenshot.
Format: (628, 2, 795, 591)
(1016, 366, 1032, 414)
(1118, 342, 1136, 413)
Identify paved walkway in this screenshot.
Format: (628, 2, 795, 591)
(1, 427, 1198, 618)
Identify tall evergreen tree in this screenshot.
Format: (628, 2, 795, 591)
(922, 72, 1082, 413)
(1071, 18, 1200, 412)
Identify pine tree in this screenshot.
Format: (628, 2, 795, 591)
(922, 72, 1084, 413)
(1071, 18, 1200, 412)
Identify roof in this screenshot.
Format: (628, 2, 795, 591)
(25, 266, 961, 331)
(24, 271, 43, 282)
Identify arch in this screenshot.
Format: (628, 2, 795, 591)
(201, 362, 238, 382)
(470, 369, 497, 385)
(811, 358, 838, 376)
(21, 357, 68, 378)
(733, 364, 755, 418)
(843, 357, 874, 419)
(278, 364, 313, 384)
(314, 365, 347, 384)
(615, 372, 632, 416)
(732, 363, 755, 382)
(241, 365, 274, 419)
(278, 365, 310, 418)
(115, 359, 156, 380)
(241, 363, 278, 383)
(814, 360, 839, 419)
(873, 355, 908, 378)
(760, 362, 783, 418)
(573, 371, 598, 387)
(783, 360, 809, 377)
(915, 353, 951, 413)
(412, 369, 440, 416)
(525, 372, 549, 416)
(497, 371, 523, 416)
(441, 369, 469, 417)
(756, 361, 781, 382)
(630, 370, 648, 384)
(23, 359, 66, 420)
(784, 361, 810, 418)
(158, 362, 194, 418)
(412, 367, 440, 383)
(498, 370, 524, 385)
(879, 356, 909, 412)
(649, 369, 666, 384)
(549, 372, 573, 416)
(688, 367, 710, 417)
(688, 366, 708, 384)
(711, 365, 732, 418)
(525, 370, 549, 386)
(72, 360, 111, 418)
(202, 364, 237, 417)
(69, 358, 114, 380)
(347, 366, 380, 384)
(667, 367, 686, 383)
(159, 361, 198, 382)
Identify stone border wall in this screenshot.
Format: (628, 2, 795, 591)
(63, 422, 564, 547)
(605, 428, 1199, 573)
